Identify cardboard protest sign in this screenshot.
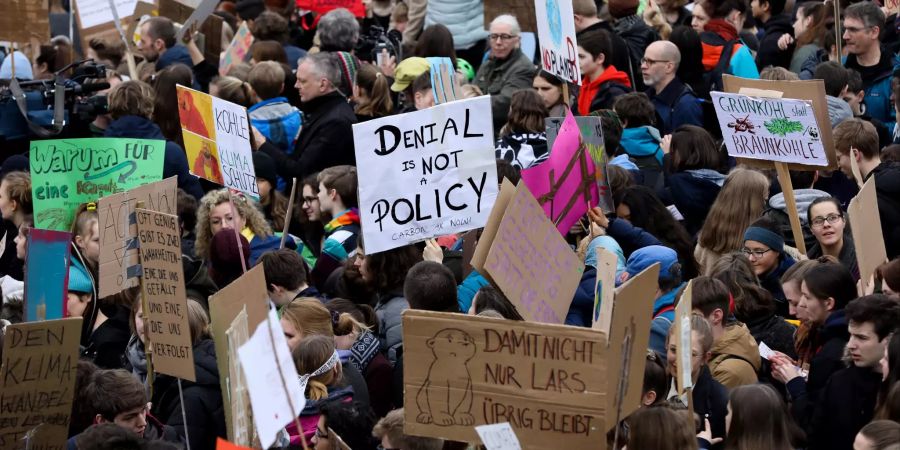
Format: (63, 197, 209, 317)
(225, 309, 255, 446)
(0, 0, 50, 45)
(483, 182, 583, 324)
(220, 22, 254, 76)
(402, 310, 607, 449)
(175, 0, 218, 42)
(522, 111, 599, 235)
(0, 318, 82, 450)
(534, 0, 580, 84)
(711, 91, 827, 167)
(471, 179, 516, 281)
(135, 208, 195, 381)
(606, 264, 659, 423)
(721, 75, 836, 171)
(591, 246, 619, 333)
(238, 308, 306, 449)
(295, 0, 365, 17)
(545, 115, 614, 213)
(848, 177, 887, 287)
(429, 57, 460, 105)
(353, 96, 498, 254)
(177, 85, 259, 198)
(30, 138, 166, 231)
(24, 229, 72, 322)
(674, 279, 694, 393)
(208, 266, 269, 441)
(73, 0, 139, 53)
(97, 177, 178, 298)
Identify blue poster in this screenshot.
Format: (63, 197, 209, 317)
(25, 229, 72, 322)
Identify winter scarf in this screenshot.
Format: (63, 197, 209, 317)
(349, 330, 381, 373)
(324, 208, 360, 234)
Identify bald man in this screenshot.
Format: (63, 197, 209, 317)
(642, 41, 704, 135)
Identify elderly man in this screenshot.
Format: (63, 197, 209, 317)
(255, 52, 357, 179)
(474, 14, 535, 133)
(642, 41, 703, 135)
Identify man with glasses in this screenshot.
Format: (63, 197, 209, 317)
(474, 14, 536, 133)
(641, 41, 703, 135)
(842, 1, 900, 129)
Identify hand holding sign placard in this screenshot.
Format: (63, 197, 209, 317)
(352, 96, 498, 254)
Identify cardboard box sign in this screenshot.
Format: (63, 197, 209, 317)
(402, 310, 607, 449)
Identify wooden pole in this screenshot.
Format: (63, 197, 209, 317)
(280, 178, 297, 249)
(833, 0, 842, 63)
(774, 162, 808, 255)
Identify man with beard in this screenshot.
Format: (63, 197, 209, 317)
(642, 41, 703, 135)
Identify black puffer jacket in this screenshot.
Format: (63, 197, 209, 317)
(867, 161, 900, 259)
(151, 339, 226, 450)
(756, 14, 794, 70)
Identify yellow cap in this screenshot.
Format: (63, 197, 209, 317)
(390, 57, 431, 92)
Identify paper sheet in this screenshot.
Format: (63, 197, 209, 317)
(475, 423, 522, 450)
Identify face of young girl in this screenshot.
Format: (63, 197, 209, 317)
(77, 221, 101, 264)
(134, 302, 146, 344)
(14, 225, 27, 261)
(0, 181, 15, 220)
(67, 292, 89, 318)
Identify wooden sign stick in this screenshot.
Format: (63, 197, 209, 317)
(562, 83, 570, 107)
(280, 178, 298, 249)
(774, 162, 807, 255)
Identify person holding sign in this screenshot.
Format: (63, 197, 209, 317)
(474, 14, 536, 132)
(833, 119, 900, 259)
(666, 314, 729, 445)
(104, 80, 205, 200)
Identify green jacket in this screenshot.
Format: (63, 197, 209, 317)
(474, 48, 536, 133)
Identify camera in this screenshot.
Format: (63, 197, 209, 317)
(355, 25, 402, 64)
(0, 59, 111, 142)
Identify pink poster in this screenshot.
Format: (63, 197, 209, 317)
(521, 109, 599, 235)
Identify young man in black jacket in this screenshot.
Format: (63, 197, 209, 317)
(808, 295, 900, 450)
(751, 0, 793, 70)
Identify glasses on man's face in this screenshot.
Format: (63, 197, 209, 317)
(741, 248, 772, 259)
(843, 25, 872, 34)
(640, 57, 671, 66)
(489, 33, 516, 42)
(302, 196, 318, 205)
(811, 213, 843, 229)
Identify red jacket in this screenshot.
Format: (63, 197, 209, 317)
(577, 65, 632, 115)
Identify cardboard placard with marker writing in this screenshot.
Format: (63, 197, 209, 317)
(0, 318, 82, 450)
(483, 181, 583, 324)
(402, 310, 606, 450)
(97, 177, 178, 298)
(136, 208, 195, 381)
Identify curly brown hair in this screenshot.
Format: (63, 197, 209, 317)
(194, 189, 272, 260)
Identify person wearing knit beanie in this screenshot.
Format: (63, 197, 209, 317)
(333, 51, 360, 99)
(208, 229, 251, 288)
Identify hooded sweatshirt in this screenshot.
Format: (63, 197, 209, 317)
(825, 95, 853, 127)
(577, 65, 632, 115)
(619, 126, 665, 166)
(756, 14, 794, 71)
(765, 188, 830, 250)
(708, 323, 761, 389)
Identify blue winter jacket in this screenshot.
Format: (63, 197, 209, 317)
(843, 51, 900, 130)
(104, 115, 205, 200)
(457, 270, 489, 313)
(424, 0, 489, 50)
(649, 285, 684, 356)
(646, 77, 704, 135)
(620, 126, 665, 166)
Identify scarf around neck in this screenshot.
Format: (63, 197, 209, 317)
(705, 19, 739, 41)
(324, 208, 360, 233)
(349, 330, 381, 373)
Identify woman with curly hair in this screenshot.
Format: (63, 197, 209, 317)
(194, 189, 291, 266)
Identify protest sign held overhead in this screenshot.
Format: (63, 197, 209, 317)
(402, 310, 606, 450)
(220, 22, 254, 76)
(136, 207, 195, 381)
(545, 115, 613, 214)
(429, 57, 461, 105)
(0, 318, 82, 450)
(24, 229, 72, 322)
(591, 246, 619, 333)
(522, 111, 599, 234)
(712, 92, 828, 167)
(848, 177, 887, 288)
(30, 138, 166, 231)
(177, 84, 258, 198)
(535, 0, 580, 84)
(353, 96, 498, 254)
(483, 182, 583, 324)
(0, 0, 50, 44)
(97, 177, 178, 298)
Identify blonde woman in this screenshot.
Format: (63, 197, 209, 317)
(194, 189, 290, 266)
(695, 167, 770, 275)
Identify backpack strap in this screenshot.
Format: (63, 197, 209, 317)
(709, 40, 738, 91)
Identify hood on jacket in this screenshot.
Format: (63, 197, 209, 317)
(105, 115, 166, 140)
(584, 235, 626, 277)
(609, 154, 640, 171)
(768, 188, 831, 225)
(620, 126, 664, 165)
(711, 323, 762, 371)
(188, 339, 221, 387)
(156, 45, 194, 71)
(685, 169, 726, 187)
(825, 95, 854, 127)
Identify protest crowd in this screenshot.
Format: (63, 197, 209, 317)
(2, 0, 900, 449)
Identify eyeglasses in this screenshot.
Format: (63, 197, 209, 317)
(741, 248, 772, 259)
(843, 25, 872, 34)
(489, 33, 517, 42)
(640, 57, 671, 65)
(302, 196, 318, 204)
(811, 213, 843, 228)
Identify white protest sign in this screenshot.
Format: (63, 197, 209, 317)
(75, 0, 137, 29)
(238, 308, 305, 449)
(711, 91, 828, 166)
(475, 423, 523, 450)
(211, 96, 258, 198)
(352, 95, 498, 254)
(535, 0, 580, 84)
